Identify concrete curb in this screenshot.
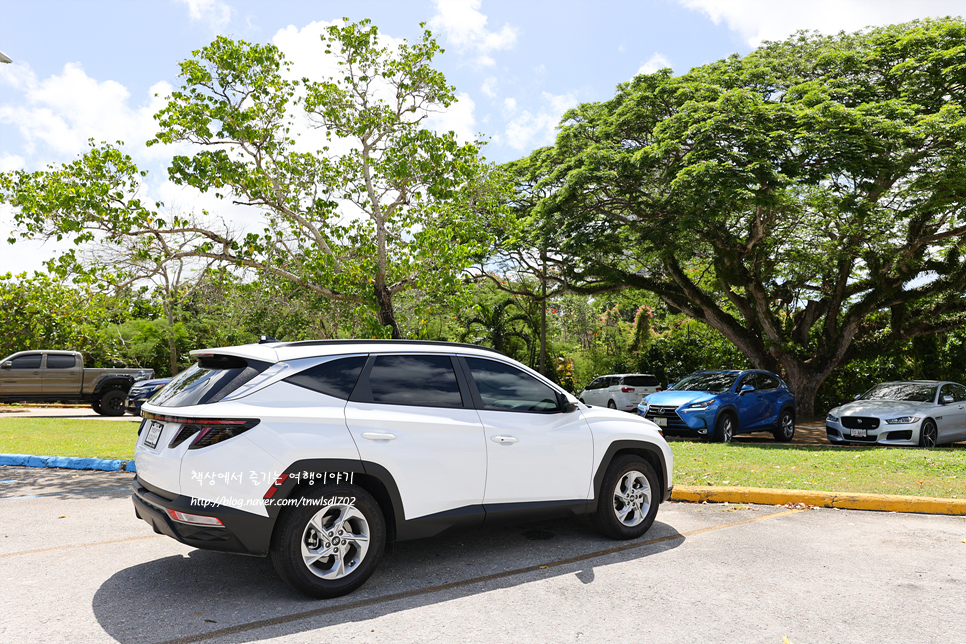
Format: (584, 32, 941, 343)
(0, 453, 136, 472)
(672, 484, 966, 516)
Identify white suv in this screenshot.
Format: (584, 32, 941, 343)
(132, 340, 673, 598)
(578, 373, 663, 411)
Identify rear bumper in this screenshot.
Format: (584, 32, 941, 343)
(131, 477, 276, 556)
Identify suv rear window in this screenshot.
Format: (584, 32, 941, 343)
(284, 356, 366, 400)
(622, 375, 658, 387)
(151, 355, 272, 407)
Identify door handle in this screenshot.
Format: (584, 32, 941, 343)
(361, 432, 397, 441)
(490, 435, 519, 444)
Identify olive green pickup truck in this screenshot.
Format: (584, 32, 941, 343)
(0, 350, 153, 416)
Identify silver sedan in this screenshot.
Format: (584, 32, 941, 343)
(826, 380, 966, 447)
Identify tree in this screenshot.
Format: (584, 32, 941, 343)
(459, 297, 533, 359)
(1, 20, 492, 338)
(521, 18, 966, 415)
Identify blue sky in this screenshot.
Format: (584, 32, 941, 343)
(1, 0, 964, 274)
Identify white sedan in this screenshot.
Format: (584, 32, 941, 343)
(826, 380, 966, 447)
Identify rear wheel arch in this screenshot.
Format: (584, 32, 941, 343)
(270, 459, 403, 549)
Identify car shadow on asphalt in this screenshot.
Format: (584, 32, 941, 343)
(0, 466, 135, 499)
(91, 517, 684, 644)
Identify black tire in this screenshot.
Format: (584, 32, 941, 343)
(270, 484, 386, 599)
(97, 389, 125, 417)
(772, 409, 795, 442)
(91, 400, 102, 414)
(590, 455, 660, 540)
(713, 412, 735, 443)
(918, 419, 938, 447)
(607, 400, 617, 409)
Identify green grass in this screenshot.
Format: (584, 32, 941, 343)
(669, 441, 966, 499)
(0, 418, 140, 460)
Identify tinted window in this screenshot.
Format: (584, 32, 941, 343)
(939, 384, 955, 402)
(465, 357, 560, 413)
(10, 354, 42, 369)
(623, 375, 659, 387)
(757, 374, 780, 390)
(45, 354, 76, 369)
(285, 356, 366, 400)
(672, 373, 738, 393)
(585, 378, 602, 390)
(152, 355, 271, 407)
(367, 355, 463, 408)
(860, 383, 937, 403)
(954, 385, 966, 403)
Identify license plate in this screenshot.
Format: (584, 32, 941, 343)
(655, 417, 668, 427)
(144, 421, 164, 449)
(850, 428, 867, 438)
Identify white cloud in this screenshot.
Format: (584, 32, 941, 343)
(429, 0, 518, 67)
(638, 53, 673, 75)
(0, 153, 25, 172)
(504, 91, 578, 150)
(503, 97, 517, 113)
(0, 61, 172, 160)
(678, 0, 966, 47)
(481, 77, 498, 98)
(177, 0, 232, 32)
(425, 92, 478, 144)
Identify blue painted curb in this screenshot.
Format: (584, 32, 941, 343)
(0, 453, 136, 472)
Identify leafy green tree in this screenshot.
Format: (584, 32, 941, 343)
(1, 20, 494, 339)
(459, 297, 533, 360)
(519, 18, 966, 415)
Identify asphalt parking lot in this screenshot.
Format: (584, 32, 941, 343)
(1, 467, 964, 644)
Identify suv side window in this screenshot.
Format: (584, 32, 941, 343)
(10, 354, 42, 369)
(586, 378, 602, 390)
(757, 374, 780, 391)
(45, 354, 76, 369)
(738, 373, 758, 391)
(285, 356, 366, 400)
(464, 357, 559, 413)
(366, 354, 463, 408)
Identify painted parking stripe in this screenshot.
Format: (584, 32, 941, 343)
(152, 508, 805, 644)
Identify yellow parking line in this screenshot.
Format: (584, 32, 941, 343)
(0, 534, 165, 558)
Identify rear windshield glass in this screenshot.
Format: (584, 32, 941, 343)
(860, 383, 937, 403)
(623, 375, 658, 387)
(672, 373, 738, 393)
(151, 355, 271, 407)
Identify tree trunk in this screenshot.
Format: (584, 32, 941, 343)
(375, 284, 401, 339)
(163, 299, 179, 376)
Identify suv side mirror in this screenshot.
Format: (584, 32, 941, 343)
(0, 361, 11, 370)
(556, 391, 578, 413)
(739, 384, 755, 395)
(941, 394, 954, 405)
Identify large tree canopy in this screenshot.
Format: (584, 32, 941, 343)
(521, 18, 966, 414)
(1, 20, 495, 338)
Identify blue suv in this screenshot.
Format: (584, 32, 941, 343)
(637, 370, 796, 443)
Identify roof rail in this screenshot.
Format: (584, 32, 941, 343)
(276, 339, 505, 355)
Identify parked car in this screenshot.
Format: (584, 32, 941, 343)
(826, 380, 966, 447)
(124, 377, 172, 415)
(636, 369, 796, 443)
(0, 350, 153, 416)
(578, 373, 663, 411)
(132, 340, 673, 598)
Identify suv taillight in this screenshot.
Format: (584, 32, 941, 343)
(656, 387, 663, 392)
(142, 412, 260, 449)
(621, 387, 635, 393)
